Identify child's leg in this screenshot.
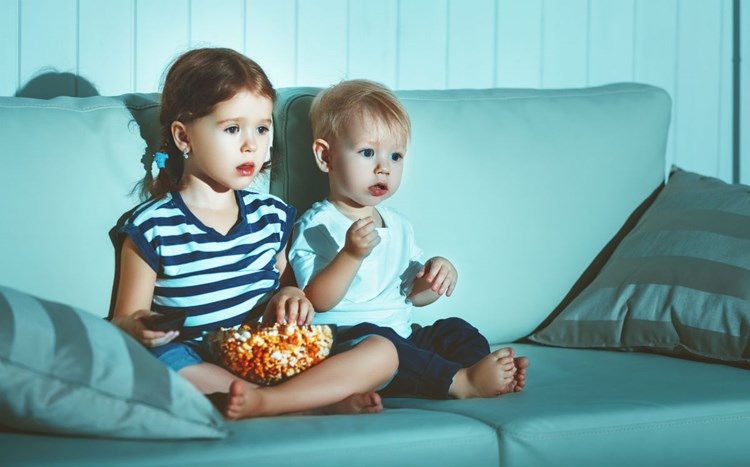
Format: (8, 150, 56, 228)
(411, 318, 531, 395)
(225, 334, 397, 419)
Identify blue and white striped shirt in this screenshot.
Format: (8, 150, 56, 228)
(119, 190, 296, 338)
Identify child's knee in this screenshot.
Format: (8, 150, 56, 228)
(362, 335, 399, 367)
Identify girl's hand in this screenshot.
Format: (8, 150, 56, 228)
(262, 286, 315, 326)
(416, 257, 458, 296)
(343, 217, 380, 260)
(111, 310, 180, 348)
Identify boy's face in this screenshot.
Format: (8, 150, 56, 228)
(324, 114, 407, 209)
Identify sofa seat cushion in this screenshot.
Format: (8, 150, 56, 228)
(0, 408, 498, 467)
(385, 343, 750, 467)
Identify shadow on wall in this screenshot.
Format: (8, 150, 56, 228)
(15, 71, 99, 99)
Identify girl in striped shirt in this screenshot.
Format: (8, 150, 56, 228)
(111, 47, 397, 420)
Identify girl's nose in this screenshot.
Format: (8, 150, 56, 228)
(243, 133, 257, 153)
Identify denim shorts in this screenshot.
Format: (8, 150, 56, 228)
(148, 340, 216, 372)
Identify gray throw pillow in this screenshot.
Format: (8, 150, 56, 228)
(0, 285, 227, 439)
(530, 170, 750, 367)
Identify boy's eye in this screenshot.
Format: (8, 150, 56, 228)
(359, 149, 375, 158)
(391, 152, 403, 161)
(225, 125, 240, 134)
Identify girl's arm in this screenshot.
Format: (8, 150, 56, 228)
(304, 217, 379, 312)
(110, 237, 179, 347)
(262, 242, 315, 326)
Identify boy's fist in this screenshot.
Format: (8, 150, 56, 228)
(343, 217, 380, 259)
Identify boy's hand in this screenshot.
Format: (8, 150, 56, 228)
(263, 286, 315, 326)
(112, 309, 180, 348)
(343, 217, 380, 259)
(416, 257, 458, 296)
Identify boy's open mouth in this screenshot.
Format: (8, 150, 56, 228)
(369, 183, 388, 196)
(236, 162, 255, 176)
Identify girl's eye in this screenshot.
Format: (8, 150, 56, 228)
(359, 148, 375, 158)
(257, 126, 270, 135)
(391, 153, 403, 162)
(225, 125, 240, 134)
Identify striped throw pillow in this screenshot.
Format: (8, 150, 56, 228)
(530, 169, 750, 367)
(0, 285, 227, 439)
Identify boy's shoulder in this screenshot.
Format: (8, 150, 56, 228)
(296, 200, 336, 224)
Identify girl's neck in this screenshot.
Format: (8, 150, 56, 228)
(180, 176, 236, 210)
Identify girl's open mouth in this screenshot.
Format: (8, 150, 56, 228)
(236, 163, 255, 176)
(369, 183, 388, 196)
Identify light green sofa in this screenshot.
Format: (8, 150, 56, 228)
(2, 83, 750, 467)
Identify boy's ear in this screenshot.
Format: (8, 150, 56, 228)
(312, 138, 331, 173)
(171, 121, 190, 152)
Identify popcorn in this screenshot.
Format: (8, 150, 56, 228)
(206, 323, 335, 386)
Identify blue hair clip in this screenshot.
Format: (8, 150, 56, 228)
(154, 151, 169, 169)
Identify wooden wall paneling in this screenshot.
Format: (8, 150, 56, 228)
(246, 0, 297, 88)
(540, 0, 588, 88)
(78, 0, 133, 96)
(190, 0, 244, 52)
(397, 0, 448, 90)
(674, 0, 724, 178)
(0, 0, 19, 95)
(634, 0, 678, 177)
(741, 0, 750, 185)
(496, 0, 543, 88)
(19, 0, 77, 97)
(588, 0, 635, 86)
(348, 0, 398, 89)
(134, 0, 190, 93)
(447, 0, 495, 89)
(717, 0, 732, 182)
(296, 0, 348, 87)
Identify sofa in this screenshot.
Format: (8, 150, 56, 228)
(1, 82, 749, 467)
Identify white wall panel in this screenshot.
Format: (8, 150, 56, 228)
(588, 0, 635, 86)
(246, 0, 297, 88)
(496, 0, 542, 87)
(634, 0, 678, 174)
(79, 0, 133, 95)
(190, 0, 244, 52)
(348, 0, 398, 89)
(19, 0, 76, 95)
(741, 0, 749, 185)
(3, 0, 739, 183)
(447, 0, 495, 89)
(541, 0, 587, 88)
(0, 0, 19, 95)
(398, 0, 448, 90)
(135, 0, 189, 92)
(297, 0, 348, 87)
(674, 0, 724, 177)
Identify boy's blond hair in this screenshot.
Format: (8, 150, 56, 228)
(310, 79, 411, 145)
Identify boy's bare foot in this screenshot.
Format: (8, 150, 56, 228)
(449, 347, 517, 399)
(224, 379, 264, 420)
(320, 392, 383, 415)
(512, 356, 530, 392)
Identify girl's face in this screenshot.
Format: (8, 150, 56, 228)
(325, 114, 407, 211)
(181, 90, 273, 192)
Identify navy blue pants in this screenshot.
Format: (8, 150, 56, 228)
(340, 317, 490, 399)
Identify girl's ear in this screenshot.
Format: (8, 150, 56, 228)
(171, 121, 190, 153)
(312, 139, 331, 173)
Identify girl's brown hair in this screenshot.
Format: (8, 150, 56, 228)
(143, 47, 275, 200)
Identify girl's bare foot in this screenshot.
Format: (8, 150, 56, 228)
(224, 380, 264, 420)
(512, 356, 530, 392)
(449, 347, 517, 399)
(320, 392, 383, 415)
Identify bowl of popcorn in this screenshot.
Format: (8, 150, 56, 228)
(206, 323, 335, 386)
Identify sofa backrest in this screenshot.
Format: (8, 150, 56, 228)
(272, 84, 671, 343)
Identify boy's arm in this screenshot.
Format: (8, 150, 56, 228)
(305, 217, 380, 312)
(408, 256, 457, 307)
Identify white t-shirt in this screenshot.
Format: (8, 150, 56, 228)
(289, 200, 423, 338)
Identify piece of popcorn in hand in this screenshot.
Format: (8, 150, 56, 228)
(206, 323, 335, 386)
